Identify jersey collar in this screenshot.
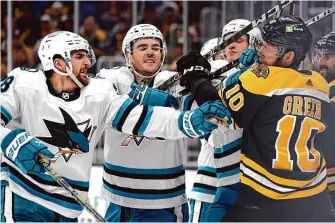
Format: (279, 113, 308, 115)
(46, 80, 80, 102)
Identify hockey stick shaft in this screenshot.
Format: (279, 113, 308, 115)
(210, 59, 240, 79)
(203, 0, 293, 60)
(39, 157, 107, 222)
(210, 5, 335, 80)
(305, 5, 335, 26)
(157, 0, 294, 90)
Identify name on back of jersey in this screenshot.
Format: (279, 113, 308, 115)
(283, 96, 321, 120)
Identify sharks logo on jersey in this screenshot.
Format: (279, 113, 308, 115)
(37, 107, 94, 162)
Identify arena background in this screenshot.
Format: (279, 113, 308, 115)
(1, 1, 334, 221)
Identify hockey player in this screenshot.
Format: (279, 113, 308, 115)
(188, 38, 227, 223)
(189, 19, 261, 222)
(177, 16, 335, 221)
(97, 24, 199, 222)
(0, 31, 229, 222)
(313, 32, 335, 100)
(313, 32, 335, 207)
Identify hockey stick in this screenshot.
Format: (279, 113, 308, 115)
(210, 5, 335, 80)
(289, 1, 296, 16)
(157, 0, 294, 91)
(38, 156, 107, 222)
(305, 5, 335, 26)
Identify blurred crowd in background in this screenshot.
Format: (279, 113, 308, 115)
(2, 1, 334, 78)
(1, 1, 334, 167)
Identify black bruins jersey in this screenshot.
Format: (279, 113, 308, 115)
(219, 64, 334, 221)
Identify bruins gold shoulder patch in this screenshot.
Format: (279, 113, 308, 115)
(251, 64, 270, 78)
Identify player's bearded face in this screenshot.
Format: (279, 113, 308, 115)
(223, 35, 249, 63)
(256, 41, 281, 66)
(316, 51, 335, 83)
(71, 51, 92, 86)
(129, 38, 163, 77)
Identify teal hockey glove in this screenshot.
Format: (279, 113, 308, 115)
(178, 100, 232, 138)
(129, 82, 179, 109)
(1, 129, 54, 174)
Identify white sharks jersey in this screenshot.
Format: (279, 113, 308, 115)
(0, 67, 189, 218)
(188, 60, 238, 204)
(97, 66, 189, 209)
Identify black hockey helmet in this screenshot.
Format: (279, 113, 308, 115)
(312, 32, 335, 65)
(261, 16, 313, 68)
(314, 32, 335, 52)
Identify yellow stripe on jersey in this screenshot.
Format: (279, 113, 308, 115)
(241, 174, 327, 200)
(238, 65, 329, 97)
(241, 154, 326, 188)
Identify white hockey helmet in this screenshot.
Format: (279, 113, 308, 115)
(200, 38, 219, 62)
(122, 24, 167, 79)
(38, 31, 96, 88)
(220, 19, 261, 49)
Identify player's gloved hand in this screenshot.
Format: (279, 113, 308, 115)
(239, 48, 260, 68)
(1, 129, 54, 174)
(129, 82, 179, 109)
(176, 51, 211, 91)
(178, 100, 232, 138)
(224, 68, 248, 88)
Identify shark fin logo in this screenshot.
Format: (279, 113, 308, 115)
(37, 108, 93, 162)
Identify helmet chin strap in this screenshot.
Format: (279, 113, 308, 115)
(53, 62, 84, 88)
(127, 53, 165, 82)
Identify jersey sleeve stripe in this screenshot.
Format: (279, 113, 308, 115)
(0, 106, 12, 125)
(132, 105, 154, 136)
(112, 98, 137, 131)
(8, 166, 82, 209)
(241, 154, 326, 187)
(132, 106, 148, 135)
(241, 169, 327, 200)
(192, 183, 217, 195)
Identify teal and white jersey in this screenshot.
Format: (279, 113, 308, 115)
(189, 139, 217, 203)
(189, 59, 237, 204)
(0, 67, 189, 217)
(97, 67, 189, 209)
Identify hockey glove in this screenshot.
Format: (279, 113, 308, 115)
(239, 48, 260, 68)
(1, 129, 54, 174)
(178, 100, 232, 138)
(224, 68, 248, 88)
(177, 51, 211, 91)
(129, 82, 179, 109)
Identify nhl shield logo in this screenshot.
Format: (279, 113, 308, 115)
(251, 64, 270, 79)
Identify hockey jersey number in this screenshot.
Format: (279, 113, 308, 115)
(1, 76, 14, 92)
(273, 115, 325, 172)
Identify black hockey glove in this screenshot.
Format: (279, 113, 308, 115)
(176, 51, 211, 92)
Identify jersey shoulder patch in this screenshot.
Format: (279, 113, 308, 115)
(239, 64, 329, 96)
